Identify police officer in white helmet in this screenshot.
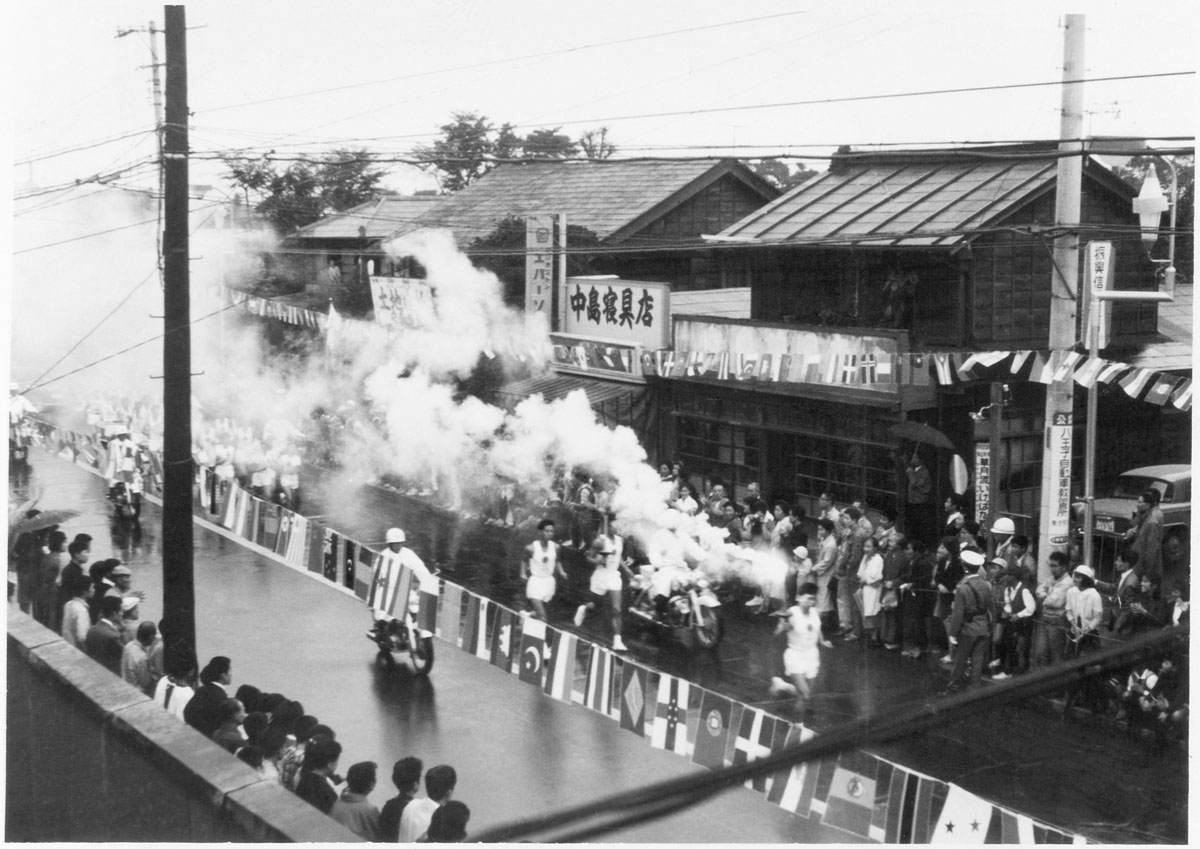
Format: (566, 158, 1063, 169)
(380, 527, 434, 589)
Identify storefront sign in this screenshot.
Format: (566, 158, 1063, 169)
(550, 333, 643, 383)
(1047, 412, 1073, 546)
(974, 443, 990, 526)
(668, 317, 902, 395)
(525, 216, 556, 321)
(369, 277, 436, 328)
(1086, 241, 1114, 349)
(562, 277, 669, 351)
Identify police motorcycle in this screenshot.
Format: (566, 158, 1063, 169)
(366, 528, 435, 675)
(627, 564, 724, 649)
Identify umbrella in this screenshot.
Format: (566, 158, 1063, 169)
(9, 509, 80, 536)
(888, 420, 957, 451)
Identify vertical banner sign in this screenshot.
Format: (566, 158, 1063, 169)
(525, 215, 555, 322)
(1047, 412, 1073, 546)
(973, 443, 990, 526)
(1086, 241, 1114, 349)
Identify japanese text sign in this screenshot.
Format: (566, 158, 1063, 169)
(562, 277, 669, 350)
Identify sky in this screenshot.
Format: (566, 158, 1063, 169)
(4, 0, 1196, 397)
(9, 0, 1198, 199)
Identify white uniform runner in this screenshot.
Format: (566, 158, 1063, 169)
(526, 538, 560, 602)
(783, 604, 824, 679)
(590, 534, 624, 595)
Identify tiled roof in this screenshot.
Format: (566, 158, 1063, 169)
(717, 146, 1134, 247)
(389, 159, 774, 247)
(1112, 282, 1194, 373)
(288, 195, 444, 241)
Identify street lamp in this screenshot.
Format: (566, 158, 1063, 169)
(1081, 159, 1178, 569)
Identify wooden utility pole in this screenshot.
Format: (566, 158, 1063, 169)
(1036, 14, 1085, 582)
(161, 5, 195, 660)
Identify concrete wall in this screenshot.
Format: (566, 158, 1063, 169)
(6, 612, 360, 843)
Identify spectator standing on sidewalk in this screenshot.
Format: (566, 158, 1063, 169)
(60, 577, 94, 649)
(399, 764, 457, 843)
(1031, 552, 1074, 671)
(942, 549, 993, 693)
(378, 756, 423, 842)
(331, 761, 381, 840)
(84, 595, 125, 674)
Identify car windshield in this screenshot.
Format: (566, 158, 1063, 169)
(1112, 476, 1171, 502)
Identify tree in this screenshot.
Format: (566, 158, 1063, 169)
(579, 127, 617, 160)
(415, 113, 621, 192)
(413, 112, 498, 193)
(522, 127, 579, 160)
(750, 158, 819, 192)
(222, 147, 385, 234)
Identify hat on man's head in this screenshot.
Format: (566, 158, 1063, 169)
(792, 546, 809, 561)
(989, 556, 1008, 569)
(385, 528, 406, 544)
(960, 549, 986, 568)
(110, 565, 132, 577)
(1073, 565, 1095, 580)
(121, 596, 140, 613)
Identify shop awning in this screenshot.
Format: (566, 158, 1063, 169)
(495, 372, 649, 430)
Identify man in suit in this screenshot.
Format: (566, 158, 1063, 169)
(183, 655, 232, 738)
(84, 595, 125, 674)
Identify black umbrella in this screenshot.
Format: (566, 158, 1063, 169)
(8, 509, 80, 536)
(888, 421, 957, 452)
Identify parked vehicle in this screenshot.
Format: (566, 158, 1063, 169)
(627, 569, 723, 649)
(1075, 464, 1191, 567)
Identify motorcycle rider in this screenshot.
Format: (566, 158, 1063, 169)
(639, 511, 703, 620)
(373, 528, 434, 621)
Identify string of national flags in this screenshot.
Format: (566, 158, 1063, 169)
(229, 288, 329, 330)
(646, 348, 1191, 411)
(36, 419, 1090, 845)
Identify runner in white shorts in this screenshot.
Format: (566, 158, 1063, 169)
(770, 582, 832, 719)
(523, 518, 568, 621)
(574, 531, 632, 652)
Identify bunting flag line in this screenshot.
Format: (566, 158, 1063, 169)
(1072, 356, 1106, 388)
(463, 594, 490, 659)
(1052, 350, 1083, 382)
(840, 354, 859, 385)
(1097, 361, 1127, 384)
(490, 607, 517, 672)
(517, 616, 547, 686)
(766, 725, 819, 815)
(1031, 353, 1053, 385)
(1119, 367, 1154, 398)
(732, 708, 788, 793)
(650, 674, 693, 756)
(1171, 378, 1193, 411)
(584, 645, 616, 715)
(618, 660, 648, 737)
(691, 688, 734, 770)
(932, 353, 956, 385)
(437, 582, 464, 646)
(1145, 374, 1180, 406)
(930, 783, 995, 843)
(416, 583, 439, 633)
(543, 627, 578, 702)
(859, 353, 877, 384)
(984, 805, 1035, 844)
(1009, 349, 1033, 377)
(815, 755, 879, 841)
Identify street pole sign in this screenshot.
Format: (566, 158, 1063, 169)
(1086, 241, 1114, 349)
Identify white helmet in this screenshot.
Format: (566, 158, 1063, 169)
(385, 527, 406, 544)
(990, 517, 1016, 535)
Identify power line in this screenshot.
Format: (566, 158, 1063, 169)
(200, 10, 811, 114)
(13, 199, 225, 255)
(14, 127, 157, 166)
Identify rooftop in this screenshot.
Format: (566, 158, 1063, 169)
(287, 194, 445, 241)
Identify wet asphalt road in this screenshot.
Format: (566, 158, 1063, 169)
(10, 447, 1186, 842)
(293, 462, 1188, 844)
(10, 450, 849, 843)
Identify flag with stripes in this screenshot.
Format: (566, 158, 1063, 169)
(416, 583, 439, 633)
(285, 514, 309, 569)
(983, 805, 1035, 843)
(584, 645, 617, 716)
(1052, 351, 1083, 383)
(462, 594, 490, 659)
(691, 689, 734, 770)
(777, 353, 794, 382)
(618, 660, 648, 736)
(932, 353, 956, 385)
(766, 725, 819, 815)
(956, 352, 985, 381)
(1145, 374, 1180, 406)
(1031, 354, 1054, 385)
(517, 616, 547, 686)
(732, 708, 788, 793)
(490, 607, 517, 672)
(815, 753, 879, 840)
(1097, 361, 1127, 384)
(650, 674, 692, 756)
(437, 582, 464, 645)
(1072, 357, 1106, 388)
(1009, 350, 1033, 377)
(859, 354, 877, 384)
(839, 354, 859, 385)
(368, 556, 413, 619)
(685, 350, 703, 376)
(931, 783, 994, 843)
(875, 353, 893, 383)
(542, 627, 578, 702)
(1119, 367, 1154, 398)
(717, 352, 730, 380)
(1171, 378, 1193, 411)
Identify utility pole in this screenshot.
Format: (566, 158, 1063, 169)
(161, 5, 195, 661)
(1036, 14, 1085, 582)
(115, 22, 164, 130)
